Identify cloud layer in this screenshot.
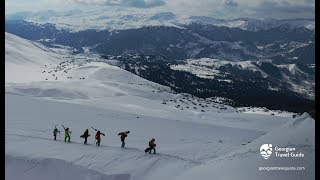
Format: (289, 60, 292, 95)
(164, 0, 314, 19)
(252, 0, 314, 19)
(5, 0, 315, 19)
(73, 0, 165, 8)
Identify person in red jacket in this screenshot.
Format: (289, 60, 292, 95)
(92, 127, 105, 146)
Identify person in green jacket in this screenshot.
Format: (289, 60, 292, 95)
(62, 125, 72, 142)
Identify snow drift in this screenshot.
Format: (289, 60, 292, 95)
(6, 155, 130, 180)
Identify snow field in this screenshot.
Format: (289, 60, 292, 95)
(5, 32, 314, 180)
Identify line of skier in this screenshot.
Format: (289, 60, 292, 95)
(53, 125, 156, 154)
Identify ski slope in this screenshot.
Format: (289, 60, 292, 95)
(5, 33, 315, 180)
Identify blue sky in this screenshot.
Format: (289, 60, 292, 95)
(5, 0, 315, 19)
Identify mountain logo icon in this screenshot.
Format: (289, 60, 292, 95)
(260, 144, 272, 159)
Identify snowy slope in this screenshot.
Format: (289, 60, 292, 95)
(189, 17, 315, 31)
(6, 155, 127, 180)
(176, 113, 315, 180)
(240, 18, 315, 31)
(171, 58, 267, 79)
(5, 32, 64, 83)
(5, 33, 314, 180)
(170, 58, 315, 99)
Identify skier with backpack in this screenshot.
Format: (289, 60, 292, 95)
(118, 131, 130, 148)
(92, 127, 105, 146)
(53, 125, 60, 141)
(145, 138, 156, 154)
(80, 129, 90, 144)
(62, 125, 72, 142)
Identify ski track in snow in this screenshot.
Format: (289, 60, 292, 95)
(5, 133, 202, 165)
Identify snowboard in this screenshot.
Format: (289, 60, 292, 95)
(145, 147, 156, 153)
(145, 143, 156, 153)
(144, 147, 151, 153)
(80, 134, 90, 138)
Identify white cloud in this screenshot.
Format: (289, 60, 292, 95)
(5, 0, 315, 19)
(5, 0, 73, 14)
(163, 0, 314, 19)
(252, 0, 315, 19)
(72, 0, 166, 8)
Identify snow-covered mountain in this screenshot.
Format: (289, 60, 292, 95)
(170, 58, 315, 99)
(189, 16, 315, 32)
(6, 8, 314, 32)
(5, 8, 185, 32)
(5, 18, 315, 113)
(99, 54, 314, 113)
(5, 32, 314, 180)
(5, 19, 315, 64)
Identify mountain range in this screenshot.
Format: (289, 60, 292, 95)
(5, 10, 315, 113)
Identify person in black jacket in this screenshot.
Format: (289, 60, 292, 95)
(53, 125, 60, 141)
(145, 138, 156, 154)
(80, 129, 90, 144)
(118, 131, 130, 148)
